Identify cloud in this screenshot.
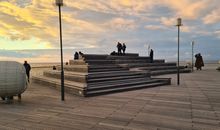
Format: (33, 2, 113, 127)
(203, 8, 220, 24)
(214, 30, 220, 39)
(104, 17, 137, 31)
(160, 17, 176, 26)
(162, 0, 208, 19)
(144, 25, 166, 30)
(0, 0, 220, 62)
(0, 0, 57, 48)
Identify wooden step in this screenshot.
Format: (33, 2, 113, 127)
(43, 70, 87, 83)
(151, 69, 191, 76)
(88, 77, 150, 86)
(88, 70, 147, 78)
(85, 79, 170, 96)
(107, 56, 149, 60)
(138, 66, 185, 71)
(126, 62, 177, 68)
(89, 68, 127, 72)
(57, 65, 88, 73)
(87, 79, 160, 91)
(32, 76, 86, 96)
(87, 74, 149, 83)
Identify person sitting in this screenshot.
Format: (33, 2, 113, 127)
(110, 51, 117, 55)
(53, 66, 56, 70)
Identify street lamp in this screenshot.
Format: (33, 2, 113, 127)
(55, 0, 65, 101)
(191, 41, 195, 72)
(176, 18, 182, 85)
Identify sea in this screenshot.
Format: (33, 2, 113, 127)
(30, 62, 60, 68)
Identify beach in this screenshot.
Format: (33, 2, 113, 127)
(30, 63, 60, 76)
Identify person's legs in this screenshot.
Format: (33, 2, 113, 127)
(119, 49, 122, 55)
(18, 94, 21, 102)
(27, 72, 30, 82)
(1, 97, 5, 100)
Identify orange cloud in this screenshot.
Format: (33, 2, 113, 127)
(104, 18, 137, 31)
(145, 25, 166, 30)
(163, 0, 207, 19)
(203, 8, 220, 24)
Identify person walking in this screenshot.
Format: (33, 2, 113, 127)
(122, 43, 126, 55)
(150, 49, 154, 63)
(195, 53, 204, 70)
(23, 61, 31, 82)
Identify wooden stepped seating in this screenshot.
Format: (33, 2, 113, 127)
(33, 53, 193, 96)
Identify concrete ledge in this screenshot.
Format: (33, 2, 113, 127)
(57, 65, 88, 73)
(43, 70, 87, 83)
(32, 76, 87, 96)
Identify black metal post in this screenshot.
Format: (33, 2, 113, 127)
(192, 42, 194, 72)
(177, 25, 180, 85)
(58, 5, 65, 101)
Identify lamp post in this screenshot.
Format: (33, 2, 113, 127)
(176, 18, 182, 85)
(191, 41, 194, 72)
(55, 0, 65, 101)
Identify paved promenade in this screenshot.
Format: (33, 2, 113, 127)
(0, 64, 220, 130)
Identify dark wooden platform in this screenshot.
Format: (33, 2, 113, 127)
(0, 64, 219, 130)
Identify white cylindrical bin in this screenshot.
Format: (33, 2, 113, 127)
(0, 61, 27, 97)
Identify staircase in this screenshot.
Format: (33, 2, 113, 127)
(32, 53, 190, 96)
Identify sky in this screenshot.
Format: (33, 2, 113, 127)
(0, 0, 220, 63)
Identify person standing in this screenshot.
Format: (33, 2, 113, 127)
(23, 61, 31, 82)
(117, 42, 122, 55)
(150, 49, 154, 63)
(122, 43, 126, 55)
(74, 52, 79, 60)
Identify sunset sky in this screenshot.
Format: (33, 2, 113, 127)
(0, 0, 219, 63)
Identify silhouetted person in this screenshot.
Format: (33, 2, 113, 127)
(79, 51, 84, 59)
(110, 51, 117, 55)
(65, 62, 68, 65)
(150, 49, 154, 63)
(117, 42, 122, 55)
(122, 43, 126, 55)
(195, 53, 204, 70)
(23, 61, 31, 82)
(53, 66, 56, 70)
(74, 52, 79, 60)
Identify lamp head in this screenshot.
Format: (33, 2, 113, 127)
(176, 18, 183, 26)
(56, 0, 63, 6)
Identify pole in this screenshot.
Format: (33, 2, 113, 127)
(177, 25, 180, 85)
(191, 41, 194, 72)
(58, 5, 65, 101)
